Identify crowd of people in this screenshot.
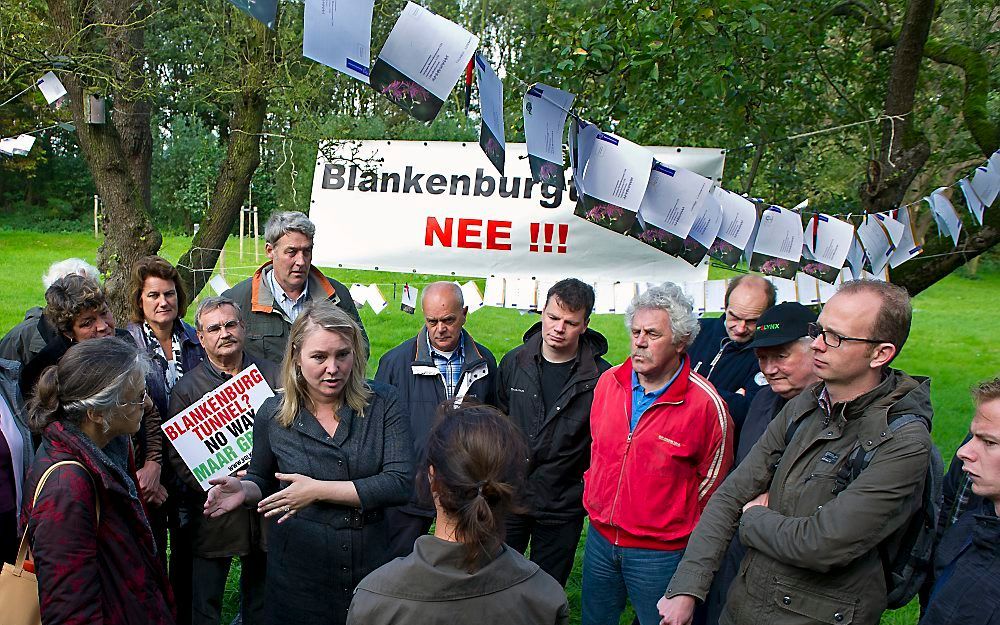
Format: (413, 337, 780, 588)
(0, 210, 996, 625)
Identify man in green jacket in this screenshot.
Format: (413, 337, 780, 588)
(223, 211, 367, 363)
(658, 280, 933, 625)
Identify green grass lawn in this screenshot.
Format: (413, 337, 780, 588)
(2, 230, 998, 624)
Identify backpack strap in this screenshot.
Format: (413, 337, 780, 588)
(12, 461, 100, 575)
(832, 414, 928, 494)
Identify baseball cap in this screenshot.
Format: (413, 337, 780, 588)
(747, 302, 818, 349)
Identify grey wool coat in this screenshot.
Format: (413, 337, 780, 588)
(245, 381, 413, 625)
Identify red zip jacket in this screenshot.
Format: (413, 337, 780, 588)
(583, 356, 734, 550)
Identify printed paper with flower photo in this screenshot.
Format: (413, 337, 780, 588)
(370, 2, 478, 123)
(747, 205, 802, 279)
(523, 83, 574, 189)
(710, 187, 757, 267)
(475, 53, 505, 174)
(801, 213, 853, 284)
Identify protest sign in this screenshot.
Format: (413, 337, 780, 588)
(162, 364, 275, 490)
(309, 140, 721, 285)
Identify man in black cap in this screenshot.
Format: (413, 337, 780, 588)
(701, 301, 819, 625)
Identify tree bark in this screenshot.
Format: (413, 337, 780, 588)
(46, 0, 161, 320)
(859, 0, 935, 215)
(175, 21, 274, 300)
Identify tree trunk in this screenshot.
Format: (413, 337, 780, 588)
(175, 22, 274, 300)
(46, 0, 161, 320)
(859, 0, 935, 215)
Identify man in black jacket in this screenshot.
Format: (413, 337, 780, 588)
(920, 377, 1000, 625)
(686, 275, 775, 428)
(497, 278, 611, 586)
(166, 296, 281, 625)
(375, 281, 497, 558)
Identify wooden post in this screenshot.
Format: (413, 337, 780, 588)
(240, 206, 245, 260)
(253, 205, 260, 262)
(93, 194, 99, 238)
(219, 247, 227, 281)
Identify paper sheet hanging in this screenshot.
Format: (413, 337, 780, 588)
(748, 206, 803, 279)
(303, 0, 375, 83)
(523, 83, 574, 188)
(475, 53, 505, 174)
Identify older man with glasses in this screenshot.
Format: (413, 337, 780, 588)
(165, 296, 281, 625)
(660, 280, 934, 625)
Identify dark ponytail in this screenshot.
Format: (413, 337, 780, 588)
(423, 402, 528, 572)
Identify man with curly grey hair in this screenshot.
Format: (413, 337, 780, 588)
(224, 211, 367, 363)
(581, 282, 734, 625)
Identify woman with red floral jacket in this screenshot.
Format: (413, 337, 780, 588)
(20, 337, 175, 625)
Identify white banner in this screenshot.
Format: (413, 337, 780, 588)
(162, 364, 275, 491)
(309, 141, 724, 284)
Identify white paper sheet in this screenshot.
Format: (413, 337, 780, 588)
(795, 273, 820, 305)
(535, 280, 556, 310)
(399, 284, 418, 314)
(845, 234, 866, 280)
(683, 281, 706, 316)
(504, 277, 537, 310)
(349, 283, 369, 307)
(855, 214, 894, 276)
(460, 280, 484, 313)
(769, 277, 797, 305)
(36, 72, 67, 104)
(689, 193, 724, 249)
(208, 275, 231, 296)
(801, 213, 853, 284)
(579, 132, 654, 215)
(0, 134, 35, 156)
(569, 120, 601, 197)
(371, 2, 479, 122)
(637, 162, 713, 237)
(888, 206, 922, 269)
(365, 284, 387, 314)
(928, 188, 962, 248)
(613, 282, 637, 313)
(303, 0, 375, 84)
(874, 212, 905, 249)
(709, 187, 757, 268)
(483, 277, 505, 307)
(593, 281, 616, 314)
(475, 53, 505, 174)
(971, 165, 1000, 209)
(523, 83, 574, 188)
(748, 206, 803, 279)
(818, 269, 847, 303)
(704, 279, 728, 313)
(959, 178, 985, 225)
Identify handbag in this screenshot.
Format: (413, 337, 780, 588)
(0, 460, 99, 625)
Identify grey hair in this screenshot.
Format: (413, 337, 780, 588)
(194, 296, 242, 331)
(624, 282, 701, 349)
(27, 336, 152, 433)
(43, 258, 100, 289)
(421, 281, 465, 308)
(264, 211, 316, 245)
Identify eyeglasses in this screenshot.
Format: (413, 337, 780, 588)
(807, 322, 888, 348)
(203, 320, 240, 334)
(117, 389, 148, 407)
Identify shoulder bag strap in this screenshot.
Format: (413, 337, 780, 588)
(12, 461, 100, 575)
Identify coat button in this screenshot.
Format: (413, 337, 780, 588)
(338, 460, 344, 466)
(341, 544, 348, 551)
(834, 613, 844, 622)
(782, 596, 791, 605)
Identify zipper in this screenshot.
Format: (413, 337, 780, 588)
(608, 400, 632, 545)
(706, 342, 727, 378)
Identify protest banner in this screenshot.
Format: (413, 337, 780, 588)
(309, 140, 724, 285)
(162, 364, 275, 491)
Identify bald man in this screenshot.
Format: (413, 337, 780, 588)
(375, 281, 497, 558)
(686, 275, 776, 428)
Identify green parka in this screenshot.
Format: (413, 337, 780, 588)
(667, 369, 933, 625)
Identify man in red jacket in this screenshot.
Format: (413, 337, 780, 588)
(582, 282, 733, 625)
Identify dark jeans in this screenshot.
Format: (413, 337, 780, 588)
(1, 507, 16, 564)
(170, 526, 195, 625)
(192, 549, 266, 625)
(582, 528, 683, 625)
(384, 507, 434, 559)
(505, 514, 584, 587)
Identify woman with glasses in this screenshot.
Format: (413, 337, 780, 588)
(20, 337, 175, 625)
